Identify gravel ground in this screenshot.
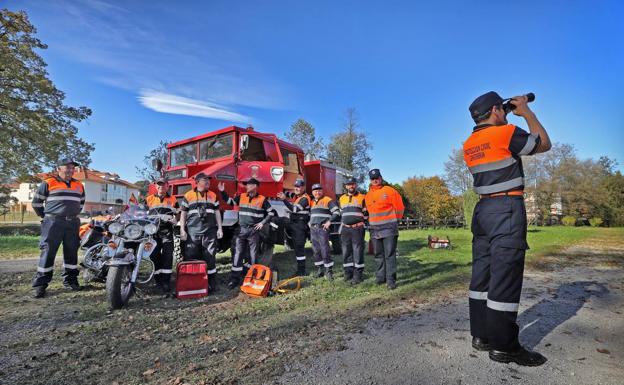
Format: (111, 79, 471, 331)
(279, 256, 623, 385)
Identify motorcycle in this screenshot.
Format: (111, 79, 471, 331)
(80, 205, 160, 309)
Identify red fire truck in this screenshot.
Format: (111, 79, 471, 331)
(150, 125, 350, 254)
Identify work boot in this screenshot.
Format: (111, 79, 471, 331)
(343, 269, 353, 282)
(315, 267, 325, 278)
(489, 347, 547, 366)
(63, 281, 83, 291)
(295, 261, 306, 277)
(33, 286, 46, 298)
(387, 282, 397, 290)
(471, 337, 490, 351)
(208, 275, 218, 292)
(325, 267, 334, 281)
(351, 269, 363, 285)
(227, 277, 240, 290)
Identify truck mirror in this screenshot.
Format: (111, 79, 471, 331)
(152, 159, 163, 171)
(240, 135, 249, 151)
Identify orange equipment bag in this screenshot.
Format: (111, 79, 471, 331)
(176, 261, 209, 299)
(240, 264, 272, 297)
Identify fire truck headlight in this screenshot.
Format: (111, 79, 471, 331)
(270, 167, 284, 182)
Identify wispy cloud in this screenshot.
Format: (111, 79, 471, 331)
(138, 90, 252, 124)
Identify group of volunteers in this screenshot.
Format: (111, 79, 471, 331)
(30, 90, 552, 368)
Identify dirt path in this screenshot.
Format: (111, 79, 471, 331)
(279, 251, 624, 385)
(0, 258, 38, 274)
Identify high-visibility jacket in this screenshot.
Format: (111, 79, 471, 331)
(365, 185, 404, 227)
(32, 176, 85, 217)
(181, 189, 219, 234)
(338, 193, 367, 225)
(463, 124, 540, 195)
(284, 193, 311, 222)
(222, 191, 273, 226)
(145, 193, 179, 227)
(309, 196, 340, 226)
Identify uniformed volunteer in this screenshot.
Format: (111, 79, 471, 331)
(338, 177, 367, 284)
(309, 184, 341, 280)
(179, 173, 223, 292)
(144, 178, 179, 293)
(464, 91, 551, 366)
(365, 169, 404, 290)
(219, 178, 274, 289)
(31, 158, 86, 298)
(276, 179, 310, 276)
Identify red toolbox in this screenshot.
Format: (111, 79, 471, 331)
(176, 261, 209, 299)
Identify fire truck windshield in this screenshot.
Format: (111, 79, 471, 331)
(170, 143, 197, 167)
(199, 133, 233, 161)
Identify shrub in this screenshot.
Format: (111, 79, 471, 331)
(561, 216, 576, 226)
(589, 217, 604, 227)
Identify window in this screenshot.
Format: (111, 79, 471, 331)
(280, 147, 300, 173)
(170, 143, 197, 167)
(241, 136, 268, 161)
(199, 133, 233, 161)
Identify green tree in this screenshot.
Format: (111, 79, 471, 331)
(402, 176, 457, 223)
(284, 118, 325, 160)
(135, 140, 169, 182)
(462, 190, 479, 229)
(0, 9, 93, 182)
(326, 108, 372, 184)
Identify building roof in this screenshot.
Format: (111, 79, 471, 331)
(36, 167, 139, 189)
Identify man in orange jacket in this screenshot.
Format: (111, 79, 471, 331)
(365, 169, 404, 290)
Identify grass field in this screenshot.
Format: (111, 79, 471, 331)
(0, 226, 622, 385)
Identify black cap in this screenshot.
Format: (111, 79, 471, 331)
(294, 179, 305, 187)
(155, 177, 168, 185)
(194, 172, 211, 181)
(369, 169, 382, 179)
(311, 183, 323, 191)
(58, 158, 79, 167)
(345, 177, 357, 185)
(469, 91, 504, 121)
(243, 177, 260, 186)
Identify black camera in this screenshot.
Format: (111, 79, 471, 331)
(503, 93, 535, 114)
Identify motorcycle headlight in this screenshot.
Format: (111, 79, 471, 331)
(108, 222, 123, 235)
(144, 223, 158, 235)
(124, 224, 143, 239)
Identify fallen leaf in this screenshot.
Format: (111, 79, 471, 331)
(143, 368, 156, 376)
(596, 348, 611, 354)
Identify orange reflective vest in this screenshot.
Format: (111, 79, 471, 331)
(338, 193, 366, 225)
(32, 176, 85, 217)
(238, 193, 269, 226)
(365, 185, 404, 227)
(310, 196, 340, 225)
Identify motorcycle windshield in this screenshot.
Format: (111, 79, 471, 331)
(121, 204, 153, 222)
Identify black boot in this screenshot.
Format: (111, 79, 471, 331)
(471, 337, 490, 351)
(326, 267, 334, 281)
(315, 267, 325, 278)
(351, 269, 363, 285)
(489, 347, 547, 366)
(63, 281, 83, 291)
(343, 269, 353, 282)
(208, 275, 218, 292)
(295, 260, 306, 277)
(33, 286, 46, 298)
(227, 275, 240, 290)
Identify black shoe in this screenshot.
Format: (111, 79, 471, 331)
(33, 286, 46, 298)
(227, 280, 239, 290)
(343, 273, 353, 282)
(387, 282, 397, 290)
(208, 276, 218, 292)
(326, 269, 334, 281)
(489, 347, 547, 367)
(295, 261, 306, 277)
(471, 337, 490, 351)
(315, 267, 325, 278)
(351, 270, 363, 285)
(64, 282, 83, 291)
(376, 279, 386, 285)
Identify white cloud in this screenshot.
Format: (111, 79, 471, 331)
(138, 90, 252, 124)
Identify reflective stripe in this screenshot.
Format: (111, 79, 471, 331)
(62, 263, 78, 270)
(341, 212, 364, 217)
(46, 196, 82, 202)
(49, 188, 82, 194)
(369, 210, 394, 218)
(32, 203, 44, 208)
(468, 157, 517, 174)
(231, 266, 243, 271)
(154, 269, 173, 274)
(314, 261, 324, 266)
(207, 268, 217, 275)
(296, 256, 306, 261)
(178, 288, 207, 296)
(324, 262, 334, 268)
(241, 282, 266, 290)
(330, 207, 340, 213)
(239, 211, 264, 218)
(343, 262, 354, 267)
(518, 134, 538, 155)
(474, 177, 524, 194)
(354, 263, 365, 268)
(188, 209, 215, 215)
(487, 299, 519, 312)
(37, 266, 54, 273)
(310, 213, 331, 218)
(468, 290, 488, 300)
(369, 217, 398, 225)
(34, 193, 47, 200)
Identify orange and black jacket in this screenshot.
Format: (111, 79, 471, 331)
(283, 193, 311, 222)
(32, 176, 85, 217)
(221, 191, 274, 226)
(463, 124, 540, 194)
(338, 192, 367, 225)
(145, 193, 179, 232)
(181, 189, 219, 234)
(365, 185, 404, 229)
(309, 196, 340, 226)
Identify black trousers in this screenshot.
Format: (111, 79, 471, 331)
(310, 225, 332, 269)
(340, 225, 365, 276)
(469, 196, 528, 352)
(372, 235, 398, 285)
(232, 225, 260, 279)
(184, 229, 218, 277)
(32, 217, 80, 288)
(152, 234, 174, 285)
(288, 220, 308, 262)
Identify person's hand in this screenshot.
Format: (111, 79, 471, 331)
(254, 223, 264, 231)
(180, 229, 188, 241)
(217, 182, 225, 192)
(217, 228, 223, 239)
(276, 192, 286, 200)
(169, 216, 178, 224)
(509, 94, 533, 118)
(322, 221, 331, 230)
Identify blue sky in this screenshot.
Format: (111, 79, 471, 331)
(7, 0, 624, 183)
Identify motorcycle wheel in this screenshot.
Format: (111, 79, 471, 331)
(106, 266, 133, 309)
